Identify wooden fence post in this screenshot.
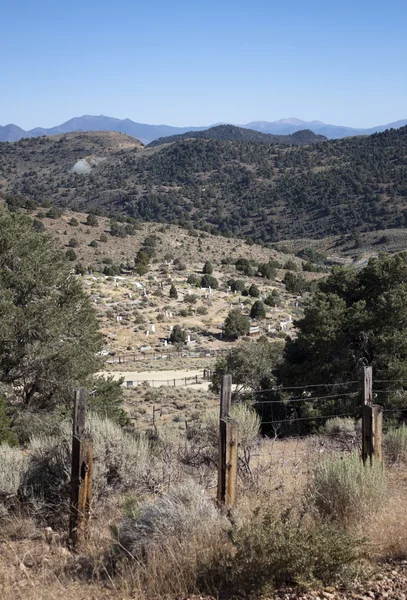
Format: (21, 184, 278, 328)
(362, 367, 383, 465)
(220, 374, 232, 419)
(217, 375, 238, 509)
(69, 389, 93, 549)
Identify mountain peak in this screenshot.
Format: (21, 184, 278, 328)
(274, 117, 307, 125)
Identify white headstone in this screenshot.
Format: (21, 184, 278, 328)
(151, 324, 156, 333)
(164, 340, 168, 347)
(146, 330, 149, 336)
(187, 334, 191, 342)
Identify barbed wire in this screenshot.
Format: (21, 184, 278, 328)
(373, 380, 407, 385)
(253, 392, 358, 405)
(260, 412, 355, 426)
(250, 382, 360, 395)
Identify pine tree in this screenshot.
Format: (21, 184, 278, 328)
(170, 283, 178, 299)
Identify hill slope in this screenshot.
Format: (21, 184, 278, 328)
(1, 127, 406, 242)
(146, 124, 326, 147)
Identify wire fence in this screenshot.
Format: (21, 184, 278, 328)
(124, 374, 207, 389)
(106, 348, 229, 365)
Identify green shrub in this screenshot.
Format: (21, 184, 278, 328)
(187, 273, 199, 286)
(230, 279, 245, 293)
(184, 293, 198, 304)
(100, 233, 108, 242)
(310, 452, 386, 525)
(204, 507, 361, 595)
(65, 248, 77, 261)
(86, 213, 98, 227)
(33, 219, 45, 232)
(265, 293, 278, 306)
(201, 274, 218, 289)
(385, 425, 407, 463)
(284, 259, 298, 271)
(248, 283, 260, 297)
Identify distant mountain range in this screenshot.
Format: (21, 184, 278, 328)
(147, 124, 326, 147)
(1, 115, 406, 144)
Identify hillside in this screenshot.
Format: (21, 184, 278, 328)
(146, 124, 326, 147)
(0, 127, 406, 242)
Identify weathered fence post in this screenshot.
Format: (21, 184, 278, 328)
(217, 375, 238, 509)
(69, 388, 93, 549)
(362, 366, 383, 465)
(220, 374, 232, 420)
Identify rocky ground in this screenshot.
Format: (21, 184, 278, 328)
(271, 561, 407, 599)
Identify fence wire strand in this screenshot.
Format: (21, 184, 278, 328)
(254, 392, 358, 405)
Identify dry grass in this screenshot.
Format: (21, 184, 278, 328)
(2, 432, 407, 599)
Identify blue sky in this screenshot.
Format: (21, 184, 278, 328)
(1, 0, 406, 129)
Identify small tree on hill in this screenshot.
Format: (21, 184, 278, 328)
(170, 325, 186, 344)
(201, 274, 219, 289)
(258, 263, 277, 280)
(65, 249, 77, 261)
(86, 214, 98, 227)
(249, 283, 260, 298)
(169, 284, 178, 299)
(203, 261, 213, 275)
(134, 249, 149, 275)
(230, 279, 246, 293)
(224, 309, 250, 340)
(250, 300, 266, 320)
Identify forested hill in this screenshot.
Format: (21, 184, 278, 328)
(0, 126, 406, 242)
(146, 124, 326, 147)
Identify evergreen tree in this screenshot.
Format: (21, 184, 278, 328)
(250, 300, 266, 319)
(170, 325, 186, 344)
(248, 283, 260, 298)
(280, 254, 407, 413)
(169, 283, 178, 299)
(0, 211, 103, 414)
(224, 309, 250, 340)
(203, 261, 213, 274)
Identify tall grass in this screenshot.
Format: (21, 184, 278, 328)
(385, 424, 407, 463)
(0, 444, 28, 514)
(310, 452, 386, 525)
